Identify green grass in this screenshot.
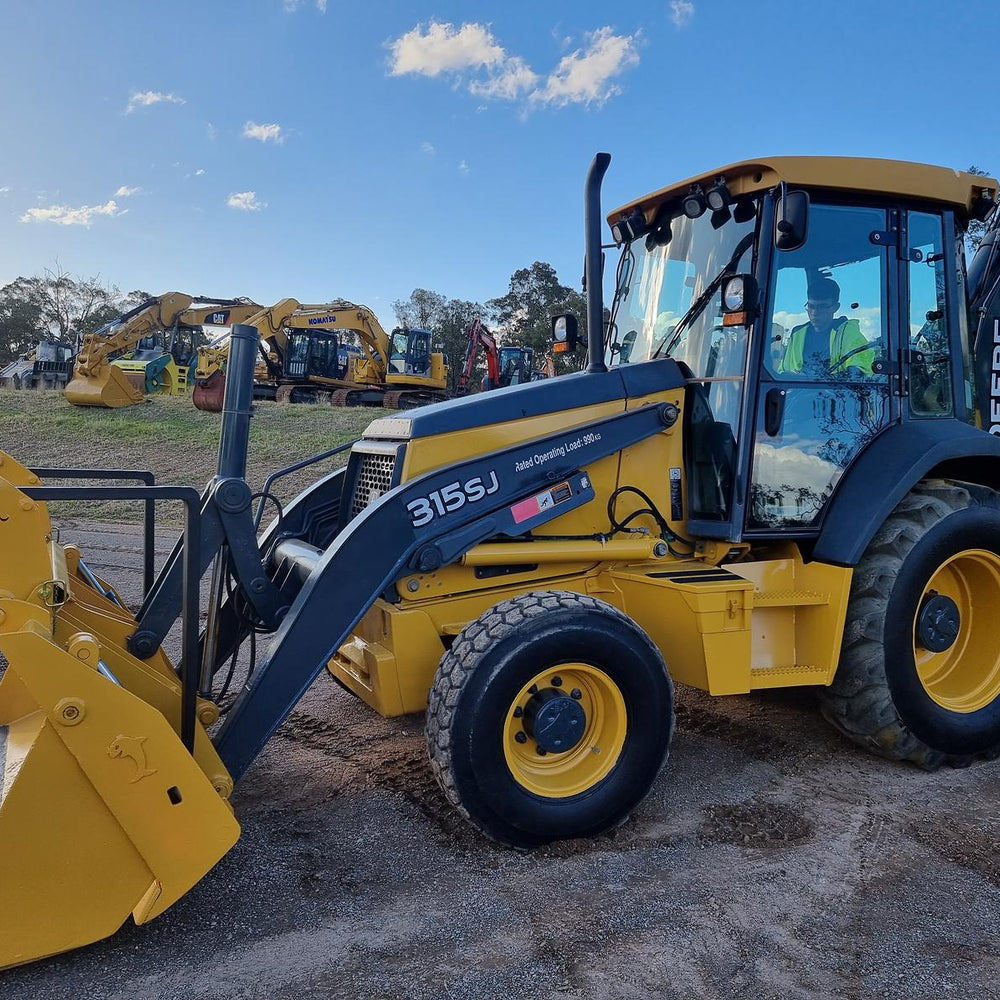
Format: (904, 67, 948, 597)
(0, 388, 392, 522)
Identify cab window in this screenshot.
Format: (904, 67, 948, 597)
(907, 211, 953, 416)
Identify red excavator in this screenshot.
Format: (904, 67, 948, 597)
(456, 317, 539, 394)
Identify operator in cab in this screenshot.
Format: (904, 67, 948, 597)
(777, 276, 875, 378)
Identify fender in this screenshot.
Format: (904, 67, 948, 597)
(813, 418, 1000, 566)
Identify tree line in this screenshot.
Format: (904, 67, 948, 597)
(0, 265, 150, 363)
(0, 260, 590, 391)
(392, 260, 587, 393)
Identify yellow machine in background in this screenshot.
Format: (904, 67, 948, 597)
(4, 154, 1000, 970)
(192, 298, 449, 410)
(192, 298, 300, 410)
(65, 294, 260, 408)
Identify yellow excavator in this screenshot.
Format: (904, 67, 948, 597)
(5, 153, 1000, 970)
(192, 298, 300, 411)
(65, 294, 260, 407)
(193, 298, 449, 410)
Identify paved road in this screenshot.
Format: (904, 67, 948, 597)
(4, 522, 1000, 1000)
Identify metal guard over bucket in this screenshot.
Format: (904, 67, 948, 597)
(0, 455, 239, 969)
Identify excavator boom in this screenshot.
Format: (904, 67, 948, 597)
(65, 294, 260, 408)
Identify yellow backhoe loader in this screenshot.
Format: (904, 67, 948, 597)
(4, 153, 1000, 970)
(65, 294, 260, 407)
(193, 298, 449, 410)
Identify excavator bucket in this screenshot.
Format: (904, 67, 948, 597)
(64, 365, 144, 408)
(192, 370, 226, 412)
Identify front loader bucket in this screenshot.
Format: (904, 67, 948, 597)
(192, 370, 226, 412)
(64, 366, 144, 408)
(0, 625, 240, 969)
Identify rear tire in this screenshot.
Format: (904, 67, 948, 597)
(819, 481, 1000, 767)
(426, 590, 674, 847)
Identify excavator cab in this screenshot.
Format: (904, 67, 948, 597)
(387, 328, 431, 376)
(285, 329, 348, 381)
(498, 346, 535, 387)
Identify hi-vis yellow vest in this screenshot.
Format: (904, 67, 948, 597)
(777, 316, 875, 375)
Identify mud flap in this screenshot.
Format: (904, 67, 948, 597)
(192, 371, 226, 412)
(0, 627, 239, 970)
(64, 366, 144, 408)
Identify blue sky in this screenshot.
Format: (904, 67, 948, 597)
(2, 1, 998, 319)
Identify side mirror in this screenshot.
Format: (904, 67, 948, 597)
(551, 314, 579, 355)
(774, 184, 809, 252)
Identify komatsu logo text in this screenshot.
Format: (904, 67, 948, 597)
(308, 316, 337, 325)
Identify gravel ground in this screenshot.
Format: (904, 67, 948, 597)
(4, 521, 1000, 1000)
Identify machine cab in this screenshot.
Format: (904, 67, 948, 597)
(389, 328, 433, 377)
(286, 330, 347, 381)
(498, 346, 535, 386)
(604, 158, 998, 544)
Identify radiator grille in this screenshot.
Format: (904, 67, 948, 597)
(350, 452, 397, 516)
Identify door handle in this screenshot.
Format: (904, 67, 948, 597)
(764, 387, 786, 437)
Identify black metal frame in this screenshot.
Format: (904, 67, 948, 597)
(20, 482, 203, 752)
(29, 467, 157, 595)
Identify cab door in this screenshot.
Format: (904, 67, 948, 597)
(746, 203, 899, 533)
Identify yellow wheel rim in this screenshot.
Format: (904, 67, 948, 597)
(502, 663, 627, 799)
(913, 549, 1000, 713)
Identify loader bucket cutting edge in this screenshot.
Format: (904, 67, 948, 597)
(64, 366, 144, 408)
(0, 627, 240, 970)
(192, 371, 226, 412)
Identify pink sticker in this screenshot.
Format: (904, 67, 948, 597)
(511, 496, 541, 524)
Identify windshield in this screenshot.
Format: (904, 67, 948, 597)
(608, 202, 758, 377)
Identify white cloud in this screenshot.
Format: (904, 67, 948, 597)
(206, 122, 217, 141)
(227, 191, 267, 212)
(531, 28, 640, 107)
(115, 185, 141, 197)
(243, 121, 285, 144)
(283, 0, 326, 10)
(421, 141, 435, 155)
(458, 160, 469, 174)
(388, 21, 639, 110)
(195, 168, 205, 176)
(670, 1, 695, 28)
(469, 56, 538, 100)
(126, 90, 185, 114)
(389, 21, 506, 77)
(21, 200, 123, 227)
(0, 186, 9, 195)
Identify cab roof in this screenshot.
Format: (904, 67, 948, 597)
(609, 156, 999, 223)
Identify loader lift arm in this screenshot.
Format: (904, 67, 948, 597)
(123, 324, 680, 780)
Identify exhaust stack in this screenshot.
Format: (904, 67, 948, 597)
(585, 152, 612, 374)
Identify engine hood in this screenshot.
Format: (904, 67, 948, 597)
(363, 358, 685, 441)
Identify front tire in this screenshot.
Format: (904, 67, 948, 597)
(426, 591, 674, 847)
(820, 481, 1000, 767)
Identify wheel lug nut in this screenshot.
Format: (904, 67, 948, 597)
(571, 688, 582, 700)
(528, 684, 538, 694)
(515, 731, 527, 744)
(513, 706, 523, 718)
(537, 748, 547, 756)
(552, 676, 562, 687)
